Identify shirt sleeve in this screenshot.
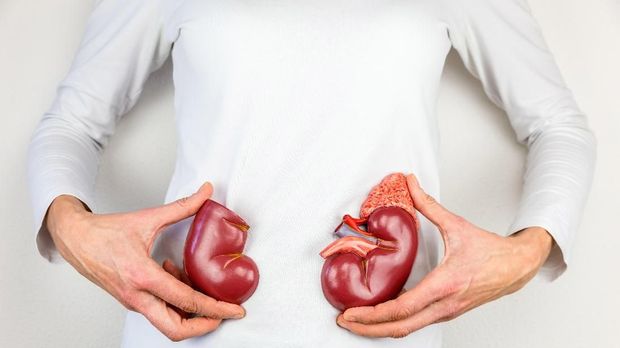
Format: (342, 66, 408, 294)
(441, 0, 597, 281)
(26, 0, 175, 263)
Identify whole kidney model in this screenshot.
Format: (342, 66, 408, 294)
(320, 172, 419, 311)
(183, 199, 259, 305)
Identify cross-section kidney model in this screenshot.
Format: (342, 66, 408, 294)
(320, 172, 419, 311)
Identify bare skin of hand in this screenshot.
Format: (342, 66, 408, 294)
(46, 182, 245, 342)
(336, 173, 553, 338)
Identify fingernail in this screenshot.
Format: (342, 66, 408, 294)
(336, 316, 347, 328)
(233, 310, 245, 319)
(343, 313, 356, 322)
(407, 174, 419, 188)
(190, 184, 208, 198)
(195, 181, 211, 193)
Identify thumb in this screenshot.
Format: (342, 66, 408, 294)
(405, 173, 457, 233)
(150, 181, 214, 230)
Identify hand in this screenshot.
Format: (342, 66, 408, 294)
(336, 173, 553, 338)
(46, 182, 246, 342)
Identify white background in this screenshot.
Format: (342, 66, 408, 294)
(1, 0, 617, 347)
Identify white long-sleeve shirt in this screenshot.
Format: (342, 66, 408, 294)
(26, 0, 597, 346)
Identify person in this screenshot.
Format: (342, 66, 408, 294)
(26, 0, 597, 346)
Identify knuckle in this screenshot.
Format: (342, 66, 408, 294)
(390, 327, 411, 339)
(391, 305, 413, 321)
(119, 291, 140, 312)
(137, 275, 154, 290)
(159, 323, 185, 342)
(179, 299, 200, 314)
(126, 268, 152, 290)
(445, 275, 472, 297)
(166, 330, 185, 342)
(442, 301, 462, 320)
(175, 196, 190, 209)
(442, 279, 461, 297)
(424, 193, 437, 205)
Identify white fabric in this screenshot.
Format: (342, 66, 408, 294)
(26, 0, 597, 346)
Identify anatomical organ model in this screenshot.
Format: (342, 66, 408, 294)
(320, 173, 419, 311)
(184, 199, 259, 305)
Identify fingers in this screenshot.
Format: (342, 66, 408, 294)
(405, 173, 460, 232)
(162, 260, 193, 319)
(342, 270, 448, 325)
(146, 181, 214, 231)
(141, 258, 245, 320)
(337, 298, 458, 338)
(140, 293, 223, 342)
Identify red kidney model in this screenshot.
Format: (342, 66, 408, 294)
(183, 199, 259, 305)
(320, 173, 419, 311)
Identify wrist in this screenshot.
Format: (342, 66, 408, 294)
(46, 195, 91, 241)
(511, 226, 554, 268)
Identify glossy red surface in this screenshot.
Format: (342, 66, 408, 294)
(183, 199, 259, 305)
(319, 172, 419, 311)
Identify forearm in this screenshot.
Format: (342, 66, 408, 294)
(27, 114, 103, 262)
(507, 121, 597, 281)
